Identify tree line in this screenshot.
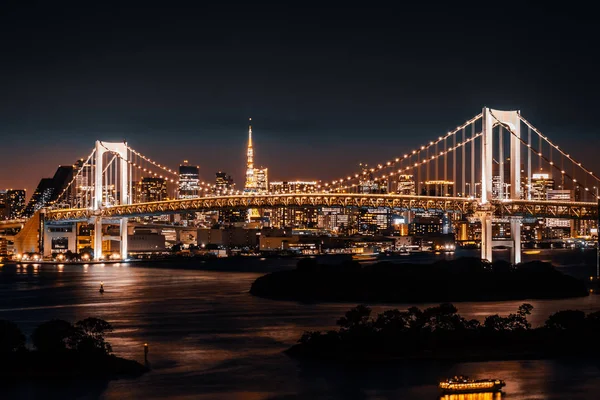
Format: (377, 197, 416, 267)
(0, 317, 113, 355)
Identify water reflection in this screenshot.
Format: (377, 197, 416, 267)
(440, 393, 501, 400)
(1, 256, 600, 399)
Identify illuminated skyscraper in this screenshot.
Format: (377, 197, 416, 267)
(24, 164, 74, 216)
(215, 172, 234, 194)
(6, 189, 26, 219)
(531, 173, 554, 200)
(141, 177, 168, 202)
(178, 161, 200, 199)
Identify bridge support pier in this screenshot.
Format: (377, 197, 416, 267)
(510, 217, 522, 265)
(476, 208, 493, 263)
(120, 218, 128, 260)
(94, 217, 103, 261)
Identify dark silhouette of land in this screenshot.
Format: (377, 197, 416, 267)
(286, 303, 600, 362)
(0, 318, 148, 380)
(250, 257, 588, 303)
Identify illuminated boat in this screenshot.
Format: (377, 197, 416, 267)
(439, 376, 505, 394)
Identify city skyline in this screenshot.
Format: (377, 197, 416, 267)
(2, 3, 600, 198)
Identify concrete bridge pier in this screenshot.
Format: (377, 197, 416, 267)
(94, 217, 103, 261)
(120, 218, 128, 260)
(510, 216, 522, 265)
(477, 209, 493, 263)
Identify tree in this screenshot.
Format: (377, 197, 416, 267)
(337, 305, 372, 332)
(483, 314, 507, 331)
(74, 317, 113, 354)
(545, 310, 586, 331)
(32, 319, 77, 352)
(0, 320, 26, 352)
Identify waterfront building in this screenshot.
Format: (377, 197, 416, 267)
(178, 161, 200, 199)
(198, 226, 259, 249)
(409, 214, 443, 236)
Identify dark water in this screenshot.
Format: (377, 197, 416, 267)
(1, 250, 600, 399)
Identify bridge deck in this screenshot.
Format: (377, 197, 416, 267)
(43, 194, 598, 222)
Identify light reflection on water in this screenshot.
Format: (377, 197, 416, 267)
(0, 252, 599, 399)
(440, 393, 501, 400)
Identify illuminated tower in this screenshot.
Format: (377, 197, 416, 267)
(245, 118, 256, 191)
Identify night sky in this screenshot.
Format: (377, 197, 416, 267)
(1, 1, 599, 198)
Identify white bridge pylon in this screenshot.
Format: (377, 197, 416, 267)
(94, 141, 130, 261)
(480, 108, 521, 264)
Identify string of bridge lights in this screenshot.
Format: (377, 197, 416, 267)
(490, 112, 600, 200)
(518, 115, 600, 184)
(320, 132, 483, 193)
(125, 145, 179, 177)
(50, 149, 97, 207)
(317, 113, 483, 191)
(102, 146, 217, 189)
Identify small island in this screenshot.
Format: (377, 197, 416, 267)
(286, 303, 600, 362)
(250, 257, 588, 303)
(0, 317, 148, 380)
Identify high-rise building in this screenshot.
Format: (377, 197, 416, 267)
(141, 177, 168, 202)
(24, 178, 55, 216)
(73, 158, 93, 207)
(492, 157, 511, 199)
(269, 181, 317, 194)
(6, 189, 26, 219)
(24, 164, 74, 216)
(396, 175, 416, 195)
(0, 190, 7, 219)
(178, 161, 200, 199)
(215, 172, 234, 194)
(255, 168, 268, 193)
(531, 173, 554, 200)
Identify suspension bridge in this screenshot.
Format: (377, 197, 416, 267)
(11, 107, 600, 263)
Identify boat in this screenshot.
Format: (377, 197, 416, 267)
(439, 376, 505, 394)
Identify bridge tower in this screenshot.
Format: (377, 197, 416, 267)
(93, 141, 130, 261)
(480, 108, 522, 264)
